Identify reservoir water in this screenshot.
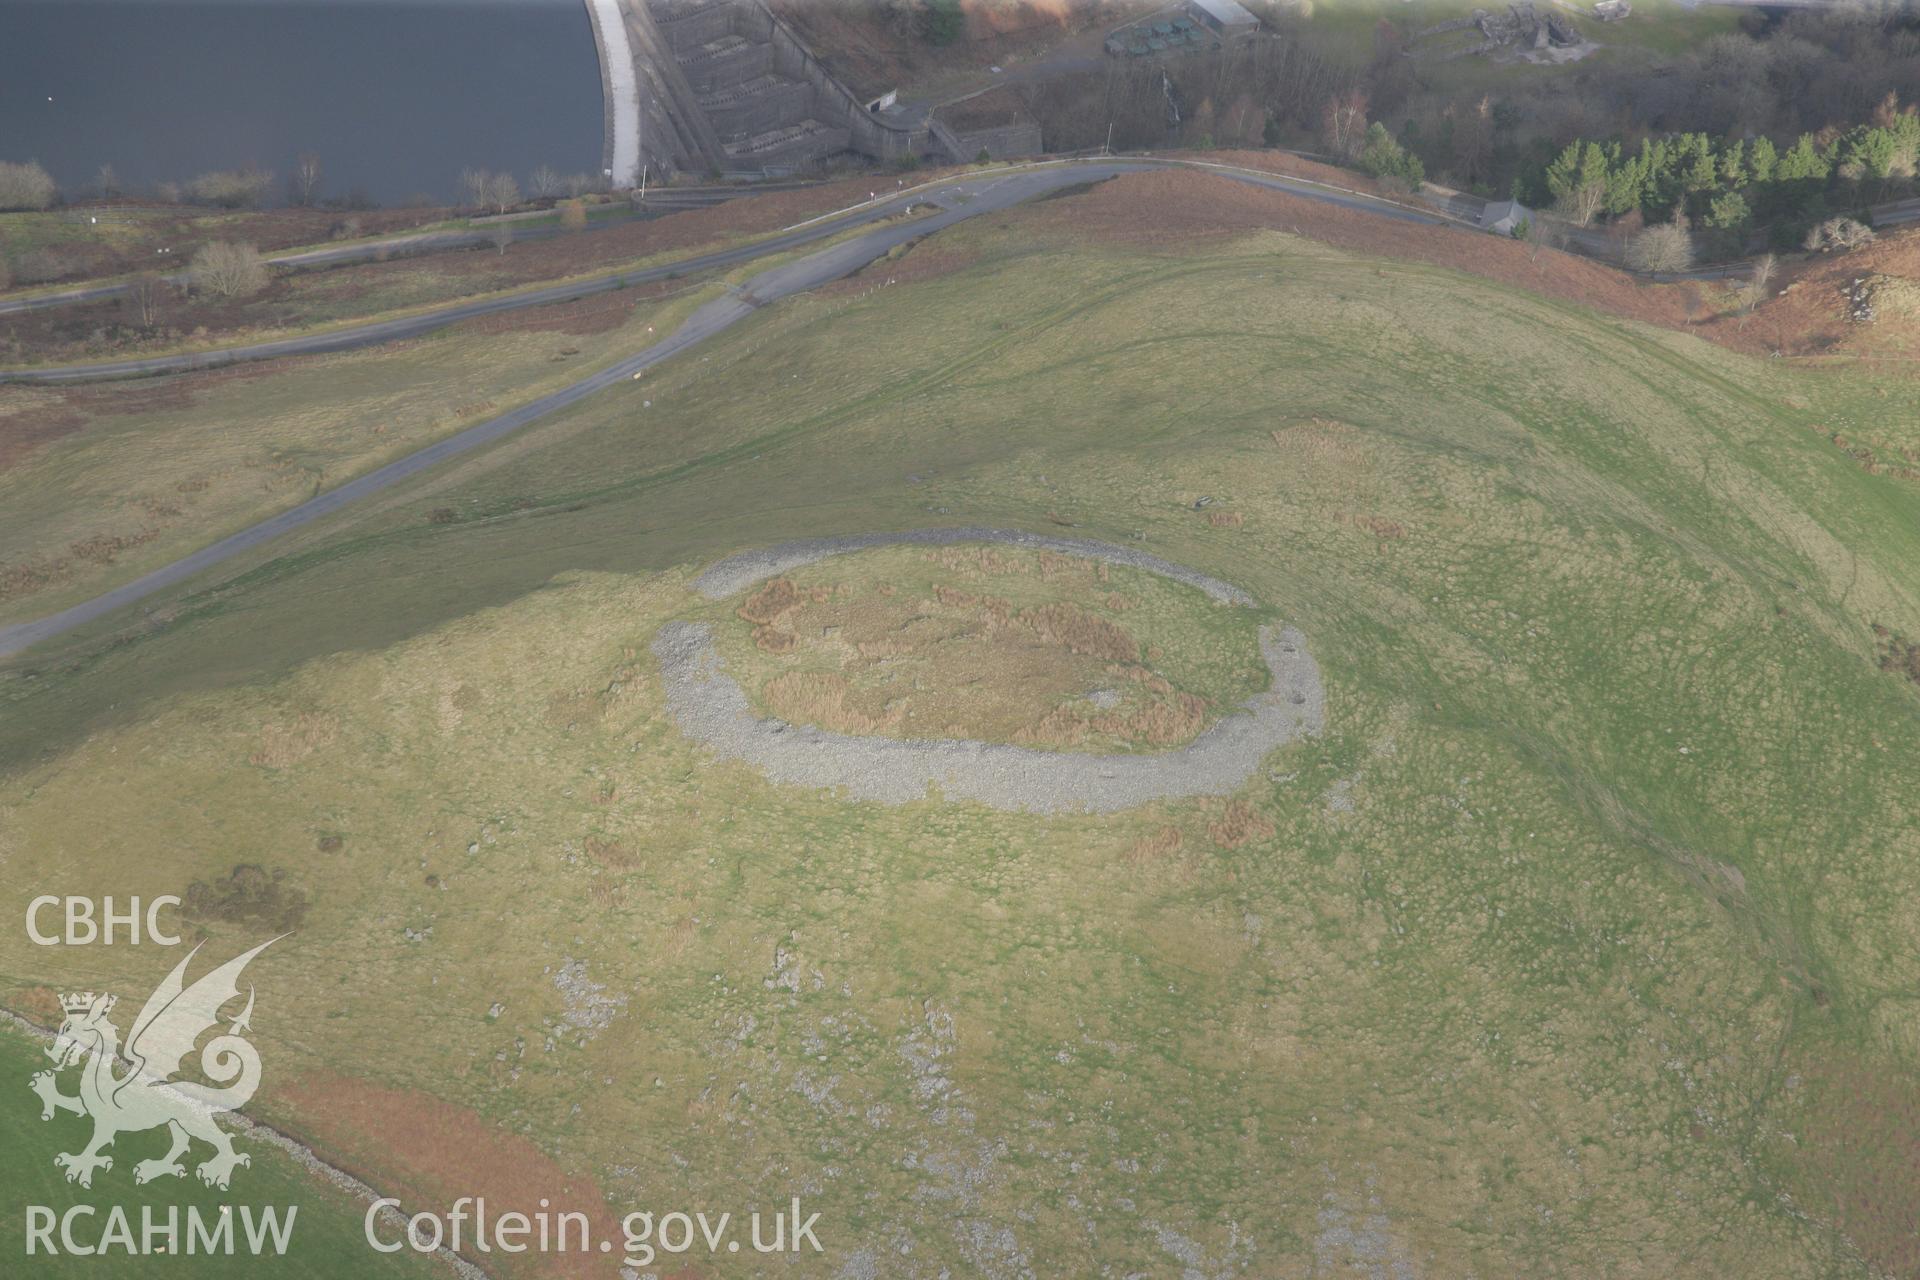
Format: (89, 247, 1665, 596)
(0, 0, 604, 204)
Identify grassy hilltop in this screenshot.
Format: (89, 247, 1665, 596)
(2, 175, 1918, 1277)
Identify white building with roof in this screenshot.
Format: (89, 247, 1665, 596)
(1480, 198, 1531, 236)
(1186, 0, 1259, 37)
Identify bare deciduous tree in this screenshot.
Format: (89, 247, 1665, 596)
(485, 172, 520, 215)
(1555, 182, 1606, 229)
(95, 164, 120, 199)
(1450, 94, 1495, 187)
(488, 223, 514, 256)
(189, 241, 271, 299)
(1525, 215, 1567, 262)
(0, 160, 57, 211)
(529, 164, 561, 198)
(1321, 88, 1368, 162)
(126, 272, 165, 327)
(290, 152, 323, 206)
(563, 172, 597, 197)
(1625, 221, 1695, 274)
(187, 167, 274, 209)
(1802, 216, 1876, 253)
(1742, 253, 1777, 319)
(11, 248, 72, 285)
(459, 168, 522, 215)
(459, 168, 490, 210)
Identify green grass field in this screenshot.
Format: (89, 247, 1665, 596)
(0, 1026, 438, 1278)
(0, 281, 716, 626)
(2, 195, 1917, 1276)
(0, 211, 937, 628)
(701, 542, 1275, 750)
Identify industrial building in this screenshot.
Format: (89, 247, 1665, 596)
(1186, 0, 1260, 38)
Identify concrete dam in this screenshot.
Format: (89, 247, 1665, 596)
(583, 0, 934, 181)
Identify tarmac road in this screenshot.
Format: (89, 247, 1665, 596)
(0, 186, 822, 319)
(0, 219, 628, 318)
(0, 211, 889, 382)
(0, 160, 1445, 657)
(0, 158, 1442, 386)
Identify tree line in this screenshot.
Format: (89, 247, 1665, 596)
(1524, 94, 1919, 254)
(0, 154, 610, 215)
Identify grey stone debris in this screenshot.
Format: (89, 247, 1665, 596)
(690, 527, 1256, 606)
(656, 533, 1323, 814)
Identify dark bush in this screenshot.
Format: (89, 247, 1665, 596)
(182, 864, 308, 932)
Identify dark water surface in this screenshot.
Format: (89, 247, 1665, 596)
(0, 0, 603, 203)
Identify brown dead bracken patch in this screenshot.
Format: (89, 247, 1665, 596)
(751, 625, 797, 653)
(1207, 798, 1276, 850)
(3, 174, 943, 363)
(1125, 825, 1185, 865)
(1803, 421, 1920, 485)
(455, 278, 683, 337)
(1016, 681, 1209, 749)
(1015, 170, 1729, 345)
(585, 836, 635, 869)
(1, 523, 167, 605)
(1272, 418, 1370, 467)
(1729, 224, 1920, 360)
(1018, 602, 1137, 663)
(1335, 511, 1407, 541)
(737, 577, 817, 625)
(737, 561, 1217, 750)
(763, 670, 907, 734)
(247, 711, 340, 768)
(275, 1071, 622, 1280)
(740, 577, 833, 653)
(11, 985, 64, 1025)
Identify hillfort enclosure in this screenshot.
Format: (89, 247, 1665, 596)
(656, 531, 1324, 811)
(4, 3, 1920, 1277)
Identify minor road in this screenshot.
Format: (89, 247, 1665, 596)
(0, 160, 1446, 657)
(0, 184, 820, 319)
(0, 220, 624, 317)
(0, 157, 1444, 385)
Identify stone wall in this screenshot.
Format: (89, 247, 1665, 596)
(943, 121, 1043, 161)
(757, 4, 933, 162)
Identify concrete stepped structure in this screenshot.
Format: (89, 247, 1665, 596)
(652, 0, 843, 172)
(646, 0, 929, 175)
(699, 74, 812, 138)
(586, 0, 942, 182)
(677, 34, 773, 95)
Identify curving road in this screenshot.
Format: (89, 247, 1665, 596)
(0, 209, 871, 380)
(0, 219, 630, 318)
(0, 160, 1446, 658)
(0, 183, 822, 321)
(0, 159, 1444, 385)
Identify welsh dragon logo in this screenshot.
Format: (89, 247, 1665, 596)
(30, 938, 281, 1190)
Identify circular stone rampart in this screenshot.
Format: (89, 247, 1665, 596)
(656, 530, 1322, 814)
(691, 527, 1256, 605)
